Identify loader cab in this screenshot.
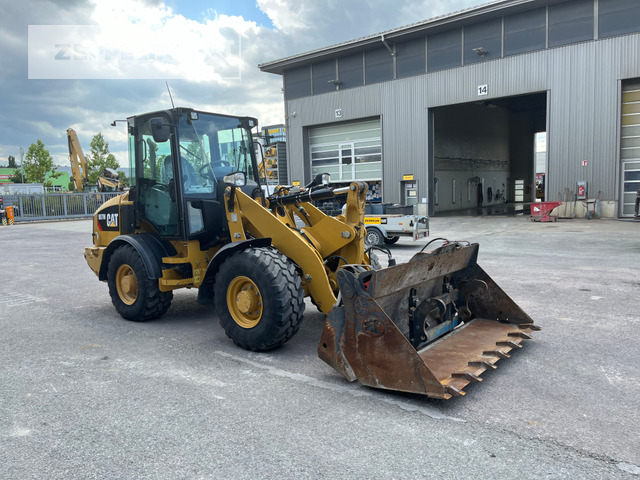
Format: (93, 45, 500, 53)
(128, 108, 261, 246)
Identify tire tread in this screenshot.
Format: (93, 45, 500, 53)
(107, 245, 172, 321)
(215, 247, 305, 351)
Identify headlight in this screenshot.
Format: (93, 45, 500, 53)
(223, 172, 246, 187)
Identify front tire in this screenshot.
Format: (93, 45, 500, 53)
(214, 247, 305, 351)
(107, 245, 173, 321)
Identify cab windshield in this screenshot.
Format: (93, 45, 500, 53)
(177, 112, 257, 196)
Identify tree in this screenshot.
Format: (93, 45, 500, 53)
(9, 170, 24, 183)
(87, 133, 119, 184)
(117, 170, 130, 187)
(8, 155, 17, 168)
(23, 140, 61, 186)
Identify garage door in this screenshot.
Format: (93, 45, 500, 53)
(309, 118, 381, 182)
(621, 80, 640, 216)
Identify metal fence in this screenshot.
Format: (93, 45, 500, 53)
(2, 192, 121, 222)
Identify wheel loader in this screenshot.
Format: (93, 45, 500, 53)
(85, 107, 539, 399)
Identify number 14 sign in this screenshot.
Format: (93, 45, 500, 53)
(477, 84, 488, 96)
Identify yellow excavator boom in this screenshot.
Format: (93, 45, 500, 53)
(67, 129, 123, 192)
(67, 128, 90, 192)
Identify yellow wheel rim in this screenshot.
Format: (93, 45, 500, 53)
(116, 263, 138, 305)
(227, 276, 263, 328)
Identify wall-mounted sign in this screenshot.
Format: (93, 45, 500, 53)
(581, 160, 588, 167)
(292, 181, 301, 186)
(335, 109, 343, 118)
(477, 84, 488, 96)
(402, 174, 414, 181)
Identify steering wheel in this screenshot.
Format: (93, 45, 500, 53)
(198, 164, 214, 182)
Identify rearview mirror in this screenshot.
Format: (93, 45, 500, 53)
(306, 172, 331, 189)
(150, 117, 171, 143)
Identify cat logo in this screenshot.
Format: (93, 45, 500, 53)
(107, 213, 118, 228)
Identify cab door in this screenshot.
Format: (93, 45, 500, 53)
(130, 114, 180, 237)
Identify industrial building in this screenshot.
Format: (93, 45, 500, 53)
(259, 0, 640, 217)
(0, 167, 70, 192)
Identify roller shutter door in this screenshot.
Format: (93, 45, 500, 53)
(621, 80, 640, 216)
(309, 119, 382, 183)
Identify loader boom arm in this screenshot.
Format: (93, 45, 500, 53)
(223, 182, 368, 313)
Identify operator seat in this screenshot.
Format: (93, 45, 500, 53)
(164, 154, 198, 191)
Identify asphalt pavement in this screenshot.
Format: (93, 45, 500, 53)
(1, 215, 639, 479)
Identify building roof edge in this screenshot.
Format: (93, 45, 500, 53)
(258, 0, 537, 74)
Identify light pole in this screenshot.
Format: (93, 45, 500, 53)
(19, 146, 24, 183)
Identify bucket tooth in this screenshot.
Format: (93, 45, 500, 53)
(484, 350, 511, 359)
(497, 340, 523, 349)
(519, 323, 541, 331)
(468, 360, 497, 370)
(452, 372, 483, 382)
(445, 385, 466, 396)
(508, 331, 533, 340)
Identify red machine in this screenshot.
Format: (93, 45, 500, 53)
(530, 201, 562, 222)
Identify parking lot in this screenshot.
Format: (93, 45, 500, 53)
(1, 216, 639, 479)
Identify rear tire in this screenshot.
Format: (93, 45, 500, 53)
(383, 236, 400, 245)
(107, 245, 173, 321)
(214, 247, 305, 351)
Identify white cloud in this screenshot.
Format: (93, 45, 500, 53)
(24, 120, 58, 137)
(75, 1, 259, 82)
(256, 0, 312, 33)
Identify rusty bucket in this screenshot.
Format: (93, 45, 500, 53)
(318, 243, 540, 399)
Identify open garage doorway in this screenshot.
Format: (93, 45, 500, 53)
(430, 92, 547, 215)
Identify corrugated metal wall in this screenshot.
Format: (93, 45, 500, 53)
(284, 33, 640, 210)
(286, 77, 429, 204)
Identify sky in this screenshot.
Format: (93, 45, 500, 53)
(0, 0, 492, 170)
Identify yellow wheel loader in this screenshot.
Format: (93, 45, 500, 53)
(85, 108, 539, 399)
